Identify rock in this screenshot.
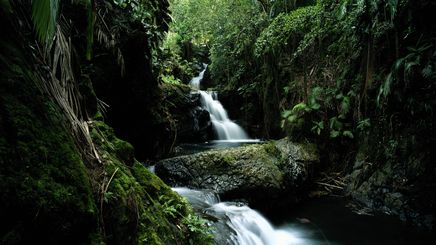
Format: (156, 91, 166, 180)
(275, 138, 319, 188)
(345, 151, 435, 229)
(161, 85, 212, 144)
(155, 139, 319, 210)
(176, 92, 212, 142)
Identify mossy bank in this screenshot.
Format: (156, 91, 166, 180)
(0, 2, 212, 244)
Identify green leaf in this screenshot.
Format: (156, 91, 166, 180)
(311, 121, 324, 135)
(394, 58, 404, 71)
(103, 191, 114, 203)
(343, 130, 354, 139)
(282, 110, 293, 119)
(283, 86, 291, 94)
(357, 118, 371, 131)
(32, 0, 60, 44)
(340, 96, 350, 115)
(329, 117, 343, 130)
(292, 102, 308, 112)
(310, 103, 321, 110)
(330, 130, 340, 138)
(287, 115, 298, 123)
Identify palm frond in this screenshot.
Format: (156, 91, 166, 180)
(86, 0, 95, 61)
(31, 0, 60, 45)
(96, 11, 125, 76)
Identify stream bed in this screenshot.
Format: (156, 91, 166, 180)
(155, 141, 435, 245)
(270, 197, 434, 245)
(174, 187, 434, 245)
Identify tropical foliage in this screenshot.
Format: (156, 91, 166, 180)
(165, 0, 435, 142)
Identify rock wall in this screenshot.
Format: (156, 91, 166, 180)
(345, 115, 436, 229)
(160, 84, 212, 143)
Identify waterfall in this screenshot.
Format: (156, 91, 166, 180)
(190, 65, 207, 90)
(173, 188, 302, 245)
(190, 65, 250, 141)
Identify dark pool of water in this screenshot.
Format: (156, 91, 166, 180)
(167, 142, 434, 244)
(271, 197, 434, 245)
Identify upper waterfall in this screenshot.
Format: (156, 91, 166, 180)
(190, 64, 207, 90)
(190, 65, 250, 141)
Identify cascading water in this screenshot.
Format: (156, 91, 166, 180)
(173, 187, 303, 245)
(190, 65, 250, 141)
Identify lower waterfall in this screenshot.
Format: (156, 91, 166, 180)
(173, 188, 303, 245)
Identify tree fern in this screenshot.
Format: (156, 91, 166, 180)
(31, 0, 59, 45)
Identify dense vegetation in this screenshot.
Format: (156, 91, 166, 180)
(1, 0, 435, 243)
(164, 0, 435, 227)
(1, 0, 212, 244)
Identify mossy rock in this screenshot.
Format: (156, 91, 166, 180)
(90, 121, 213, 244)
(0, 64, 98, 244)
(0, 10, 212, 244)
(155, 139, 319, 210)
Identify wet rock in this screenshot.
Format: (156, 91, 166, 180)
(155, 139, 319, 209)
(164, 88, 212, 143)
(345, 152, 435, 229)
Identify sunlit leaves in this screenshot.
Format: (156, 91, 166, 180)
(255, 5, 320, 57)
(113, 0, 171, 46)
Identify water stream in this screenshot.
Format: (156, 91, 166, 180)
(190, 65, 250, 141)
(163, 66, 435, 245)
(173, 188, 304, 245)
(173, 187, 434, 245)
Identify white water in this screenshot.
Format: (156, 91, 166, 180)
(173, 187, 303, 245)
(190, 65, 250, 141)
(190, 65, 207, 90)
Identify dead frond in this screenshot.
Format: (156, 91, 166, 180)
(95, 10, 125, 76)
(34, 20, 101, 164)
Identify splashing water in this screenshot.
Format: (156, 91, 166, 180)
(173, 187, 303, 245)
(190, 65, 250, 140)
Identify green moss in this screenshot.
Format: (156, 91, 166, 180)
(90, 121, 213, 244)
(1, 3, 212, 244)
(263, 141, 281, 157)
(1, 73, 97, 244)
(0, 44, 209, 245)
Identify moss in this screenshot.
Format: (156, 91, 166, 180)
(1, 70, 97, 244)
(263, 141, 278, 155)
(1, 4, 212, 244)
(90, 121, 213, 244)
(0, 40, 208, 245)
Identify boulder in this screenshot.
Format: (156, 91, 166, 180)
(155, 139, 319, 210)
